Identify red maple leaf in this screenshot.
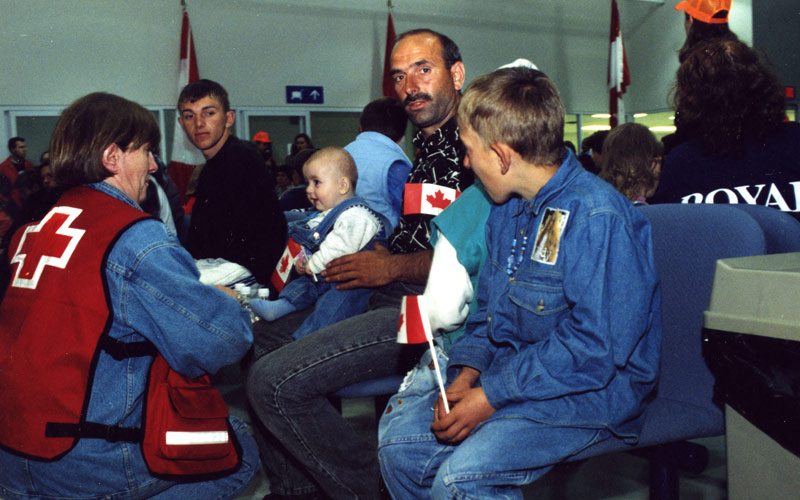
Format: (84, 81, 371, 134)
(426, 190, 452, 210)
(279, 254, 290, 273)
(397, 313, 404, 332)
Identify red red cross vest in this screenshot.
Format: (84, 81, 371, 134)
(0, 186, 150, 460)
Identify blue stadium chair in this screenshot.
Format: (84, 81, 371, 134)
(565, 203, 800, 500)
(729, 203, 800, 253)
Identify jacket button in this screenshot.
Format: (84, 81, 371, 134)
(537, 300, 545, 312)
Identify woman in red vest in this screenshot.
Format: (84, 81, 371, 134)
(0, 92, 259, 499)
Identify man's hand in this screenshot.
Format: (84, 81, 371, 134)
(321, 242, 396, 290)
(322, 243, 433, 290)
(431, 386, 496, 445)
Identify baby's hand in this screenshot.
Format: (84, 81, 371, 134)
(294, 259, 307, 274)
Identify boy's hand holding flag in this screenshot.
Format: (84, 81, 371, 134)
(397, 295, 450, 413)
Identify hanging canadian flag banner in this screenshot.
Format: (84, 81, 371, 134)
(403, 183, 461, 216)
(270, 238, 303, 292)
(169, 4, 205, 204)
(608, 0, 630, 129)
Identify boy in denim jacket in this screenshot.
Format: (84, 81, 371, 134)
(378, 66, 662, 499)
(251, 147, 390, 339)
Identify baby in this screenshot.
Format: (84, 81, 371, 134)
(250, 147, 389, 338)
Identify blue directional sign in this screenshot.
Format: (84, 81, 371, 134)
(286, 86, 324, 104)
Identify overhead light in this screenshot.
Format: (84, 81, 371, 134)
(591, 113, 611, 119)
(649, 126, 677, 132)
(582, 125, 612, 131)
(669, 115, 675, 121)
(633, 113, 648, 118)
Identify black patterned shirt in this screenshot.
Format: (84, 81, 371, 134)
(388, 116, 473, 254)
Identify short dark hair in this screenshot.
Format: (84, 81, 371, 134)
(359, 97, 408, 142)
(582, 130, 609, 155)
(50, 92, 160, 188)
(177, 79, 230, 112)
(8, 137, 24, 152)
(458, 67, 565, 166)
(396, 29, 462, 69)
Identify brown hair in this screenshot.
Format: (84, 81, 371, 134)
(177, 79, 231, 112)
(50, 92, 160, 188)
(678, 15, 738, 63)
(599, 123, 661, 200)
(673, 38, 785, 158)
(457, 66, 565, 166)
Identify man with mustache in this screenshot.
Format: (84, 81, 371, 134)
(246, 29, 473, 500)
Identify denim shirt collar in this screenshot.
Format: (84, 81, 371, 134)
(88, 181, 143, 211)
(527, 149, 582, 217)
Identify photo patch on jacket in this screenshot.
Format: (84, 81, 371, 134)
(532, 207, 569, 265)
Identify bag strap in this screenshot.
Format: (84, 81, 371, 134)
(98, 334, 158, 360)
(44, 335, 156, 442)
(45, 421, 142, 443)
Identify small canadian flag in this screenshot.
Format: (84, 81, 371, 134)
(397, 295, 431, 344)
(403, 183, 461, 217)
(270, 238, 303, 292)
(397, 295, 450, 413)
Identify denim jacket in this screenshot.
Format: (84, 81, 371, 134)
(289, 196, 390, 254)
(448, 152, 662, 442)
(0, 182, 252, 495)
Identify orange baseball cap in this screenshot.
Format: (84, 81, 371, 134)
(675, 0, 731, 24)
(252, 131, 271, 143)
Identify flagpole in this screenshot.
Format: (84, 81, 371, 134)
(427, 335, 450, 414)
(417, 299, 450, 414)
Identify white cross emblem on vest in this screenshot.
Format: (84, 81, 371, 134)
(10, 206, 86, 289)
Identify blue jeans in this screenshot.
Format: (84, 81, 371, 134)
(378, 352, 610, 500)
(279, 277, 372, 340)
(246, 282, 426, 499)
(0, 417, 260, 500)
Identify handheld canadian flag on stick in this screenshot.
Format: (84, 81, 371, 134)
(270, 238, 303, 292)
(608, 0, 630, 129)
(397, 295, 450, 413)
